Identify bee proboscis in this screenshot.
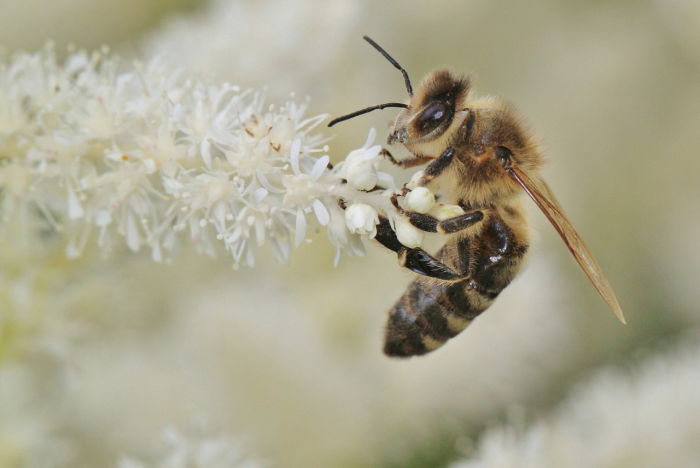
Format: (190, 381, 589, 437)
(330, 36, 624, 357)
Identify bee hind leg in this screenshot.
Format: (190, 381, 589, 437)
(374, 216, 468, 281)
(399, 247, 466, 281)
(374, 215, 404, 252)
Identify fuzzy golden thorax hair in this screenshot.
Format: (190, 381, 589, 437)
(389, 69, 543, 206)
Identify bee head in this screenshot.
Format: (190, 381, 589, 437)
(328, 37, 470, 156)
(388, 70, 470, 153)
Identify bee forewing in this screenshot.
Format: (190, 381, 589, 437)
(506, 166, 626, 324)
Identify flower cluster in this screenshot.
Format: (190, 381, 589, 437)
(0, 46, 420, 268)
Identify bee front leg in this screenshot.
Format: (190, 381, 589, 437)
(380, 148, 433, 169)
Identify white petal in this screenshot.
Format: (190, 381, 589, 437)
(67, 187, 84, 219)
(201, 139, 212, 168)
(151, 242, 163, 263)
(365, 144, 382, 158)
(256, 170, 283, 193)
(349, 234, 367, 256)
(65, 225, 89, 258)
(233, 238, 247, 262)
(227, 225, 243, 244)
(312, 199, 330, 226)
(363, 128, 377, 148)
(163, 177, 183, 194)
(295, 209, 306, 246)
(212, 203, 227, 225)
(65, 240, 81, 259)
(278, 237, 291, 262)
(253, 187, 268, 202)
(310, 155, 330, 180)
(95, 210, 112, 227)
(142, 158, 157, 174)
(297, 113, 327, 131)
(290, 138, 301, 175)
(255, 218, 266, 245)
(126, 214, 141, 251)
(333, 248, 342, 267)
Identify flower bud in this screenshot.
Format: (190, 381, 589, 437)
(407, 170, 425, 189)
(346, 161, 378, 190)
(405, 187, 435, 213)
(345, 203, 379, 238)
(339, 145, 381, 190)
(431, 203, 465, 221)
(395, 216, 424, 248)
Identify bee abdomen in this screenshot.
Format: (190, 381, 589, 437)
(383, 280, 486, 357)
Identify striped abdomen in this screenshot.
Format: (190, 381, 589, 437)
(384, 215, 527, 357)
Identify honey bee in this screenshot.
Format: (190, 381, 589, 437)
(329, 36, 624, 357)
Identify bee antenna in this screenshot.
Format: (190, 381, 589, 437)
(363, 35, 413, 96)
(327, 102, 408, 127)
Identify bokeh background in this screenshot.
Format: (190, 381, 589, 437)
(2, 1, 700, 466)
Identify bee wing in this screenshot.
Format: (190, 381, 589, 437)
(506, 165, 625, 324)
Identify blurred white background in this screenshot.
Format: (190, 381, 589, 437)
(1, 1, 700, 467)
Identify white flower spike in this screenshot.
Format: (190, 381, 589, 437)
(0, 46, 405, 268)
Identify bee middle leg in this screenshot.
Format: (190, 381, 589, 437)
(389, 193, 484, 234)
(416, 146, 455, 185)
(408, 211, 484, 234)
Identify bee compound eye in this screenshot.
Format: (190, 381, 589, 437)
(419, 102, 446, 122)
(416, 102, 448, 133)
